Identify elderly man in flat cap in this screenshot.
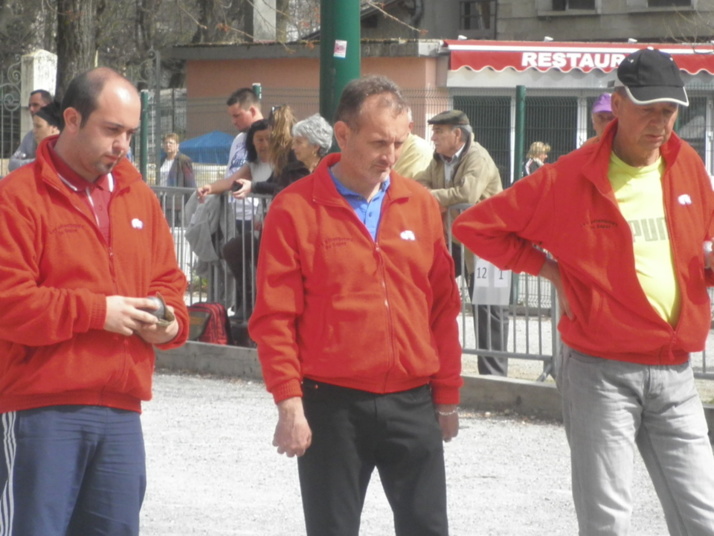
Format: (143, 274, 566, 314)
(415, 110, 508, 377)
(453, 48, 714, 535)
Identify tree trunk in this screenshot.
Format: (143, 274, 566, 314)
(136, 0, 160, 52)
(276, 0, 289, 42)
(56, 0, 96, 100)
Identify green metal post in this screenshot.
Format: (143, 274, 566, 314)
(140, 90, 149, 181)
(320, 0, 361, 124)
(152, 49, 162, 181)
(514, 85, 526, 183)
(510, 86, 527, 311)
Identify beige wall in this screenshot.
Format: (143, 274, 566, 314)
(184, 56, 446, 138)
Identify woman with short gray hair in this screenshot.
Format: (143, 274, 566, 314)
(234, 113, 333, 200)
(292, 114, 334, 170)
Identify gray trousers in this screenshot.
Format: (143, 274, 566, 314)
(556, 345, 714, 536)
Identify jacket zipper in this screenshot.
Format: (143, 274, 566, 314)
(589, 161, 679, 357)
(317, 192, 399, 385)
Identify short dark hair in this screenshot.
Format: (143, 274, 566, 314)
(246, 119, 270, 163)
(226, 88, 261, 110)
(333, 75, 408, 130)
(61, 68, 130, 128)
(35, 101, 62, 129)
(30, 89, 53, 105)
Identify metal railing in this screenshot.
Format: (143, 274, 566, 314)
(152, 186, 268, 315)
(153, 186, 713, 382)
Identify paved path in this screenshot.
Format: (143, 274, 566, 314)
(141, 372, 671, 535)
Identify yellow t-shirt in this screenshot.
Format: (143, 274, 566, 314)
(609, 154, 680, 325)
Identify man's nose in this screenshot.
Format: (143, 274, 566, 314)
(385, 144, 398, 166)
(115, 133, 131, 154)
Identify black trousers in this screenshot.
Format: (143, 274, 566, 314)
(452, 243, 509, 376)
(298, 380, 449, 536)
(221, 220, 259, 319)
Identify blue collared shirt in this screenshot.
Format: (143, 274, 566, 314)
(329, 168, 390, 241)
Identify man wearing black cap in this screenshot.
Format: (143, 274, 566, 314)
(415, 109, 508, 377)
(453, 48, 714, 534)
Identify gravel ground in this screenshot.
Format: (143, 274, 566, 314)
(141, 372, 673, 536)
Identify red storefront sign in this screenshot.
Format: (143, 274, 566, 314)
(444, 40, 714, 75)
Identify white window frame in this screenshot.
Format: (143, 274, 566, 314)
(536, 0, 600, 16)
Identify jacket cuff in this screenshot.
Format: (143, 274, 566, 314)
(88, 294, 108, 331)
(271, 378, 303, 403)
(430, 383, 461, 405)
(519, 248, 548, 277)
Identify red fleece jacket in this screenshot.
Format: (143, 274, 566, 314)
(249, 153, 463, 404)
(453, 122, 714, 365)
(0, 137, 189, 414)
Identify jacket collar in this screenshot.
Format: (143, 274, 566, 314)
(35, 136, 143, 193)
(431, 131, 473, 164)
(581, 119, 683, 190)
(311, 153, 413, 205)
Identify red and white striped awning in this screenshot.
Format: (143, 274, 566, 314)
(443, 40, 714, 75)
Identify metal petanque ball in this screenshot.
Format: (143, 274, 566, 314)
(144, 296, 166, 319)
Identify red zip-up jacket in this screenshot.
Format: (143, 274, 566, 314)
(0, 137, 189, 414)
(453, 122, 714, 365)
(249, 153, 463, 404)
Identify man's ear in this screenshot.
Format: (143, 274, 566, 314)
(610, 91, 623, 118)
(62, 107, 82, 133)
(453, 126, 463, 143)
(333, 120, 350, 150)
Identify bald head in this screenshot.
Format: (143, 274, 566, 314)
(62, 67, 138, 128)
(55, 67, 140, 181)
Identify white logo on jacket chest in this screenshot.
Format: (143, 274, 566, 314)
(400, 230, 416, 241)
(678, 194, 692, 206)
(131, 218, 144, 229)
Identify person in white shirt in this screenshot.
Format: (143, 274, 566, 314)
(224, 88, 264, 178)
(158, 133, 195, 188)
(197, 120, 273, 319)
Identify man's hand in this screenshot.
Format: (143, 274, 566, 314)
(196, 185, 211, 202)
(104, 296, 179, 344)
(539, 258, 573, 320)
(435, 404, 459, 442)
(135, 304, 179, 345)
(273, 397, 312, 457)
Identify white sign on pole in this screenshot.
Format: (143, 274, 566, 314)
(472, 257, 511, 306)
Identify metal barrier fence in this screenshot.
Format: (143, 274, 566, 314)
(154, 186, 713, 382)
(0, 55, 22, 177)
(153, 186, 268, 317)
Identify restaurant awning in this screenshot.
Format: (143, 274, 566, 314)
(443, 40, 714, 75)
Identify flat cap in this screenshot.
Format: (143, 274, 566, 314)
(428, 109, 470, 126)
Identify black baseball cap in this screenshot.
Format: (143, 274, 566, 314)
(615, 48, 688, 107)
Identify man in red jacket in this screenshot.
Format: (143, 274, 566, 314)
(249, 75, 462, 536)
(0, 68, 189, 535)
(454, 49, 714, 535)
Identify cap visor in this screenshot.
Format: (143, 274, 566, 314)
(625, 85, 689, 107)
